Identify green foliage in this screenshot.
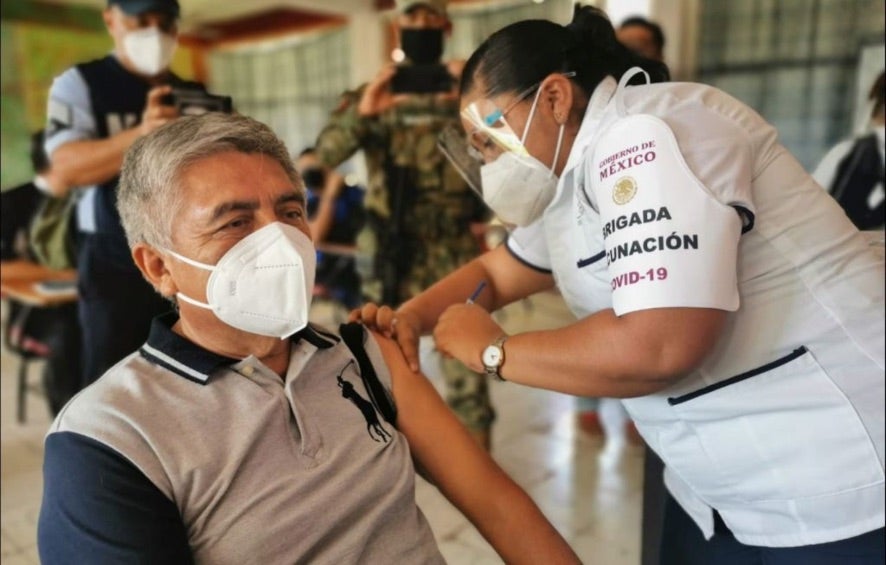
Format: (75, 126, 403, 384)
(1, 13, 108, 190)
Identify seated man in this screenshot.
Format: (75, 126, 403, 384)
(37, 112, 580, 564)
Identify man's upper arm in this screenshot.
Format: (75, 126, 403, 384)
(38, 431, 193, 564)
(45, 68, 96, 157)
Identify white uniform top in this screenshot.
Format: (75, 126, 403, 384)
(509, 69, 885, 547)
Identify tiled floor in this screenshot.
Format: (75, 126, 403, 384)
(1, 291, 644, 564)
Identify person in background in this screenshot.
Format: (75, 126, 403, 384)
(0, 130, 82, 415)
(36, 112, 581, 565)
(43, 0, 202, 387)
(355, 6, 885, 563)
(616, 15, 666, 62)
(314, 0, 495, 449)
(812, 70, 885, 230)
(296, 147, 365, 312)
(1, 131, 54, 261)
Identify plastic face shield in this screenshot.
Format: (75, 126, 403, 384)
(437, 123, 537, 245)
(438, 71, 575, 176)
(437, 123, 484, 197)
(460, 85, 540, 163)
(436, 83, 541, 199)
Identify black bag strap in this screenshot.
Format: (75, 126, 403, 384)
(339, 322, 397, 427)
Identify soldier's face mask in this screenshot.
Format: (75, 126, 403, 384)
(400, 28, 444, 64)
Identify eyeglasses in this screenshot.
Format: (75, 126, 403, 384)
(461, 71, 576, 163)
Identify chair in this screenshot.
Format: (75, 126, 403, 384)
(3, 300, 52, 423)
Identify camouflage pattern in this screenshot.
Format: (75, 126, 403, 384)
(316, 86, 494, 431)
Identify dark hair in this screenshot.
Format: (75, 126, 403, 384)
(461, 5, 669, 100)
(869, 70, 885, 119)
(619, 15, 665, 52)
(298, 146, 316, 158)
(29, 130, 50, 174)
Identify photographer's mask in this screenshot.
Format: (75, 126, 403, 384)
(400, 28, 444, 64)
(164, 222, 316, 339)
(124, 26, 177, 76)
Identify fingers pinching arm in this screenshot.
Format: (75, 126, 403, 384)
(348, 303, 422, 371)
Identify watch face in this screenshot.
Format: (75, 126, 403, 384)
(483, 345, 503, 367)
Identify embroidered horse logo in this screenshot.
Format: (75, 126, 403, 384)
(337, 361, 391, 443)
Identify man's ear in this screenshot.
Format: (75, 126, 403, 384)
(540, 73, 575, 126)
(132, 243, 177, 298)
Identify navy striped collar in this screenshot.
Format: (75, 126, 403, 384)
(139, 313, 337, 385)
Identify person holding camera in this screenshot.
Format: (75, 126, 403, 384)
(43, 0, 207, 387)
(314, 0, 495, 449)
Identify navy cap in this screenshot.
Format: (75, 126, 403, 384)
(108, 0, 180, 17)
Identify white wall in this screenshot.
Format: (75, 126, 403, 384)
(602, 0, 651, 26)
(345, 8, 388, 86)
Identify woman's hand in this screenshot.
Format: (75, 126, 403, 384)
(349, 303, 422, 371)
(434, 304, 505, 372)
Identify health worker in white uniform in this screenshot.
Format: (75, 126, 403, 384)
(354, 6, 885, 564)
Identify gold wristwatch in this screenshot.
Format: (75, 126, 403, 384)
(481, 335, 508, 381)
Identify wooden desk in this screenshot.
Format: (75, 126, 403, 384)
(1, 260, 77, 423)
(0, 259, 77, 307)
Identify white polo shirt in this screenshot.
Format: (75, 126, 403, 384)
(509, 70, 885, 547)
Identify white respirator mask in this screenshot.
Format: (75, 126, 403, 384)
(476, 87, 565, 227)
(123, 27, 177, 76)
(165, 222, 316, 339)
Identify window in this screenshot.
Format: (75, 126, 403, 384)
(208, 27, 351, 157)
(697, 0, 886, 170)
(447, 0, 574, 60)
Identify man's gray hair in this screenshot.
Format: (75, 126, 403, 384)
(118, 112, 304, 250)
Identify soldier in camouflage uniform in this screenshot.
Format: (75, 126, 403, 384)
(315, 0, 494, 448)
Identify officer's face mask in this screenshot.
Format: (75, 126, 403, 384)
(164, 222, 316, 339)
(123, 26, 177, 76)
(459, 80, 568, 227)
(400, 28, 444, 64)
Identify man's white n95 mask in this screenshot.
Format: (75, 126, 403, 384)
(123, 27, 177, 76)
(166, 222, 316, 339)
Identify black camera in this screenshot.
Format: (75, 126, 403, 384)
(165, 86, 233, 115)
(390, 64, 453, 94)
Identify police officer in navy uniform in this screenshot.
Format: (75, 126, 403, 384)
(44, 0, 200, 386)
